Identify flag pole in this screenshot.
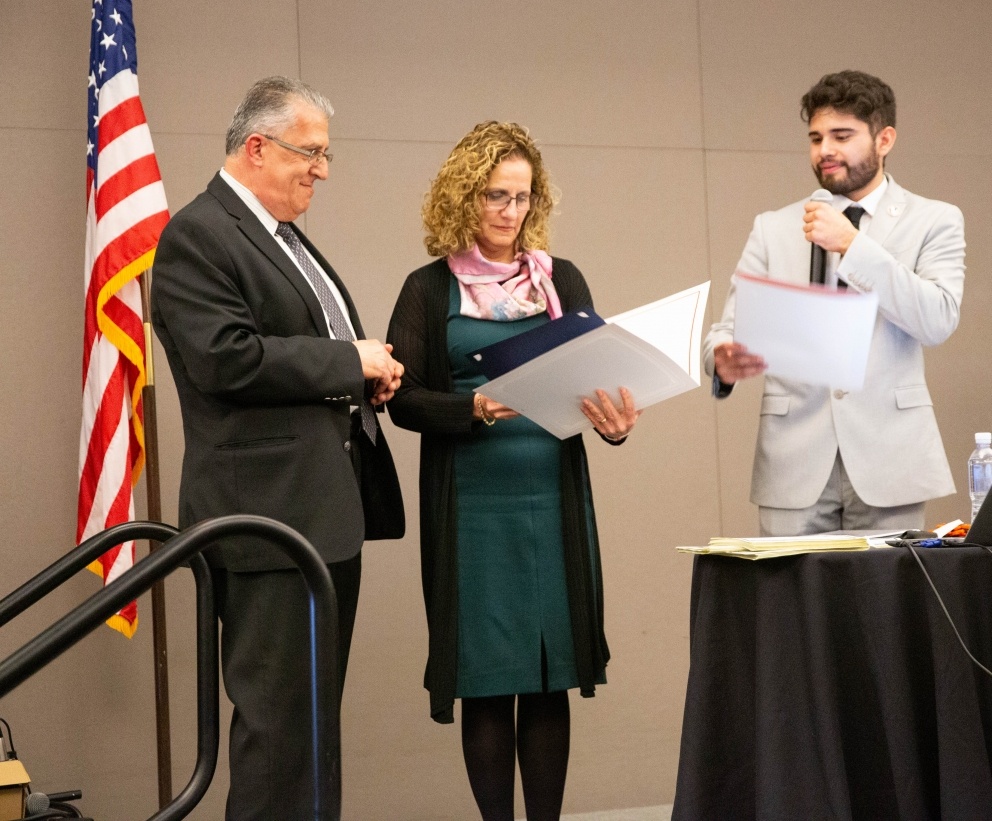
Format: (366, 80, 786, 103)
(140, 271, 173, 808)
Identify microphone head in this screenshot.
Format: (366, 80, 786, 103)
(25, 791, 51, 815)
(810, 188, 833, 203)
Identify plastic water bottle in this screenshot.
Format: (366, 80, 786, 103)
(968, 432, 992, 522)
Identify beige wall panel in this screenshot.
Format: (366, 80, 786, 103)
(705, 149, 811, 534)
(152, 133, 234, 220)
(893, 154, 992, 526)
(342, 544, 480, 820)
(136, 0, 302, 138)
(544, 146, 707, 311)
(0, 1, 89, 129)
(299, 0, 703, 148)
(699, 0, 992, 157)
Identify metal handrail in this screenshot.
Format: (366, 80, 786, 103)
(0, 521, 180, 628)
(0, 515, 340, 821)
(144, 550, 218, 821)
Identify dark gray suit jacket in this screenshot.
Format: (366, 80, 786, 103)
(151, 173, 403, 571)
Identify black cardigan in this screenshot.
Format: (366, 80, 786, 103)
(386, 256, 610, 723)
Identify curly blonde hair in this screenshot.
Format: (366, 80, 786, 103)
(423, 121, 557, 258)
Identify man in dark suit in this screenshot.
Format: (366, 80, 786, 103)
(151, 76, 404, 820)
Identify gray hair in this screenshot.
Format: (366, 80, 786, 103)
(225, 76, 334, 156)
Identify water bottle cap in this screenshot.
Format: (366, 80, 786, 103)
(977, 432, 992, 445)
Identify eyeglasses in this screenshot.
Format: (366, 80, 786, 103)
(482, 190, 537, 212)
(262, 134, 333, 166)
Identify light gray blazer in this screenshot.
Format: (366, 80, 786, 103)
(704, 175, 965, 509)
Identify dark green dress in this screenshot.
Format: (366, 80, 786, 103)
(387, 257, 610, 723)
(447, 278, 583, 697)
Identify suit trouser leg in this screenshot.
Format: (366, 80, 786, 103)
(759, 453, 926, 536)
(215, 555, 361, 821)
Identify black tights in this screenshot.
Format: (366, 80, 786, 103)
(461, 691, 570, 821)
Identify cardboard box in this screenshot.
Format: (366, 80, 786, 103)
(0, 759, 30, 821)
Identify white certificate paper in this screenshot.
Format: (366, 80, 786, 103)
(477, 281, 710, 439)
(733, 272, 878, 391)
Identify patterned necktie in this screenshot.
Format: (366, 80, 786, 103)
(276, 222, 377, 443)
(844, 205, 866, 229)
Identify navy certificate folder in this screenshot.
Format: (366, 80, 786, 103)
(468, 307, 604, 379)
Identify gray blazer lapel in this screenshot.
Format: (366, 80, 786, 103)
(866, 174, 907, 248)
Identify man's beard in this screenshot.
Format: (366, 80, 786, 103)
(815, 149, 880, 196)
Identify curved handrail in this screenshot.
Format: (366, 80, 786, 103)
(147, 550, 218, 821)
(0, 515, 340, 821)
(0, 521, 215, 821)
(0, 521, 180, 628)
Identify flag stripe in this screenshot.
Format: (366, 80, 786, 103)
(78, 350, 127, 540)
(92, 183, 170, 264)
(96, 152, 163, 217)
(96, 95, 148, 155)
(96, 69, 141, 124)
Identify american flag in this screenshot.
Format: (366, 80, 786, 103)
(78, 0, 169, 636)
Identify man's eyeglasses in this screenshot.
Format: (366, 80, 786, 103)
(262, 134, 333, 166)
(482, 190, 537, 212)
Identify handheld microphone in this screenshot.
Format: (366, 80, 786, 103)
(25, 789, 84, 816)
(24, 791, 50, 816)
(808, 188, 833, 284)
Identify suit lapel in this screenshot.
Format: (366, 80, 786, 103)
(865, 174, 906, 248)
(207, 174, 333, 339)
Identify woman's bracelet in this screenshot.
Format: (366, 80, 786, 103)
(476, 393, 496, 426)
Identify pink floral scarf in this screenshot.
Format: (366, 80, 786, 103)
(447, 245, 563, 321)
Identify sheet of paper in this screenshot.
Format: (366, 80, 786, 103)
(607, 283, 707, 383)
(478, 281, 710, 439)
(732, 272, 879, 391)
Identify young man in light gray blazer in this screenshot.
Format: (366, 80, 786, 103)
(703, 70, 965, 537)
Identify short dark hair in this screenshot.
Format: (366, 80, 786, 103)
(800, 70, 895, 135)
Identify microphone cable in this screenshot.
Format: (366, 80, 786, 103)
(904, 541, 992, 679)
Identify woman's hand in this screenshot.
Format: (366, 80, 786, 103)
(581, 387, 640, 442)
(474, 393, 520, 423)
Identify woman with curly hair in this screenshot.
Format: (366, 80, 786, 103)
(387, 121, 639, 821)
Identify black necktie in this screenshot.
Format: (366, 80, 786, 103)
(836, 206, 867, 290)
(276, 222, 377, 443)
(844, 205, 866, 229)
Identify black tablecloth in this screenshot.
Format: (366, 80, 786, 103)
(672, 546, 992, 820)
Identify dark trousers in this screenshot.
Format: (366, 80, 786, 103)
(214, 554, 361, 821)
